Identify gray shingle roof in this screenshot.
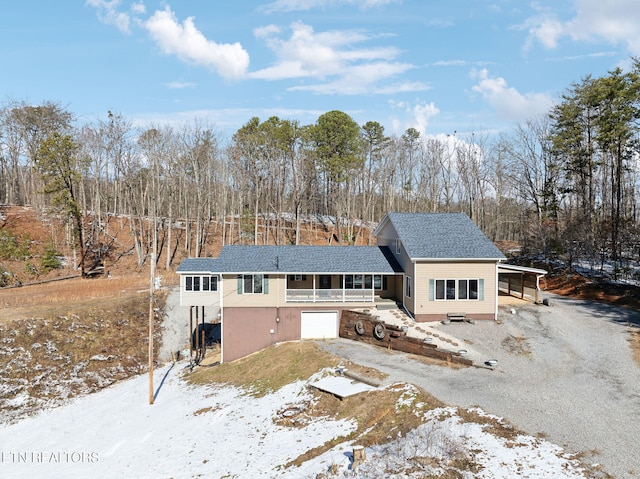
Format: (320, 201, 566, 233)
(383, 212, 505, 260)
(177, 212, 504, 275)
(176, 257, 223, 273)
(177, 245, 403, 274)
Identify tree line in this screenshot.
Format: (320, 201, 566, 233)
(1, 61, 640, 279)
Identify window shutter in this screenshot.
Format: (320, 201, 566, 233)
(478, 278, 484, 300)
(264, 275, 269, 294)
(237, 275, 243, 294)
(429, 279, 434, 301)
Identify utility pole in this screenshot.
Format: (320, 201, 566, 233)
(148, 153, 159, 405)
(148, 216, 156, 405)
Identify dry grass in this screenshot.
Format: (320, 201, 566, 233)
(0, 275, 152, 322)
(187, 341, 341, 396)
(288, 384, 443, 468)
(456, 407, 520, 441)
(546, 271, 640, 312)
(0, 291, 165, 424)
(189, 341, 388, 396)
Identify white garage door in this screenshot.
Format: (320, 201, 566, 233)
(300, 311, 339, 339)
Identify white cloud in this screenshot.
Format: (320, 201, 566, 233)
(389, 99, 440, 136)
(131, 1, 145, 15)
(252, 22, 350, 79)
(85, 0, 132, 34)
(165, 81, 197, 89)
(433, 59, 494, 67)
(251, 21, 427, 95)
(412, 102, 440, 135)
(289, 63, 424, 95)
(258, 0, 401, 14)
(470, 69, 553, 121)
(434, 59, 467, 67)
(144, 6, 250, 80)
(522, 0, 640, 55)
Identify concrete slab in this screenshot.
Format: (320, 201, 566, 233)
(311, 375, 376, 399)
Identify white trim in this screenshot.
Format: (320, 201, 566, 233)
(371, 214, 391, 237)
(412, 257, 504, 262)
(497, 264, 548, 275)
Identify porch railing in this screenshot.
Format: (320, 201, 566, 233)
(285, 288, 375, 303)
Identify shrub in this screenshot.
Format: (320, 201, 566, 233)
(0, 265, 15, 287)
(0, 229, 31, 261)
(23, 261, 39, 278)
(41, 241, 63, 272)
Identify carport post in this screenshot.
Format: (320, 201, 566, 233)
(189, 306, 194, 362)
(195, 306, 200, 361)
(200, 306, 205, 361)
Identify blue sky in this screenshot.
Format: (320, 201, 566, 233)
(2, 0, 638, 139)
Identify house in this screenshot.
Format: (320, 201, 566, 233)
(176, 212, 506, 362)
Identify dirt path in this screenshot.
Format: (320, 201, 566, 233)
(158, 287, 190, 362)
(319, 296, 640, 479)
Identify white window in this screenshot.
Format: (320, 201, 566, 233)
(185, 275, 217, 292)
(344, 274, 377, 289)
(458, 279, 479, 300)
(434, 278, 481, 300)
(405, 276, 412, 298)
(244, 274, 263, 294)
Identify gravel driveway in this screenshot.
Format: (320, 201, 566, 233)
(318, 295, 640, 479)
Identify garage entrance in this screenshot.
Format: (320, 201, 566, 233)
(301, 311, 339, 339)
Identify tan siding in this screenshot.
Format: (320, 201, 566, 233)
(180, 291, 221, 307)
(223, 274, 285, 308)
(180, 275, 221, 307)
(414, 261, 497, 320)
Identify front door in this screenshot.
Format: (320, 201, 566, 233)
(319, 275, 332, 289)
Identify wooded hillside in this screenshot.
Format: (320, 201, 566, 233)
(1, 62, 639, 281)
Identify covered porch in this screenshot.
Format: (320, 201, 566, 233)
(285, 273, 398, 303)
(498, 264, 548, 303)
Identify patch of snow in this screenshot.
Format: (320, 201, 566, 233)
(0, 364, 592, 479)
(88, 355, 115, 361)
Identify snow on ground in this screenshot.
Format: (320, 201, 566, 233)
(0, 363, 591, 479)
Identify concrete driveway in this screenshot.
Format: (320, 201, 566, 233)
(318, 295, 640, 479)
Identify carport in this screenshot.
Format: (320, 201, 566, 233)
(498, 264, 548, 303)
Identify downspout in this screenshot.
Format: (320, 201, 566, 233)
(536, 273, 544, 304)
(495, 263, 500, 320)
(275, 259, 280, 339)
(412, 259, 417, 319)
(219, 274, 224, 363)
